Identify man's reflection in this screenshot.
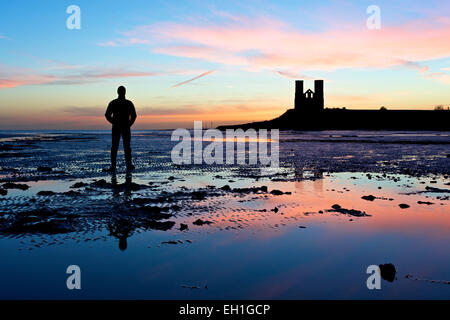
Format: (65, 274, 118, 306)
(107, 218, 135, 251)
(108, 172, 135, 250)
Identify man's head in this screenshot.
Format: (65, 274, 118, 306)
(117, 86, 126, 97)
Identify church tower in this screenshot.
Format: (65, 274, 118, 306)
(314, 80, 324, 111)
(294, 80, 304, 111)
(294, 80, 324, 112)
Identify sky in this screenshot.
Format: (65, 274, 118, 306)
(0, 0, 449, 129)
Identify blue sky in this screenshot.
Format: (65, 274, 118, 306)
(0, 0, 449, 129)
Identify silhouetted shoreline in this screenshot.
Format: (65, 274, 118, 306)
(218, 80, 450, 131)
(217, 109, 450, 131)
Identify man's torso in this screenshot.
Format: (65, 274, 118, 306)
(109, 98, 133, 127)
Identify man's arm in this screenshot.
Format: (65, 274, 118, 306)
(105, 102, 114, 124)
(129, 101, 137, 127)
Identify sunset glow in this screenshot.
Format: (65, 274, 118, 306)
(1, 1, 449, 129)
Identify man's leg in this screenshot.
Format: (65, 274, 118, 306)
(122, 126, 133, 170)
(110, 126, 120, 170)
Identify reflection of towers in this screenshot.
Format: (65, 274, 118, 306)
(294, 166, 304, 191)
(313, 172, 323, 194)
(293, 166, 324, 193)
(294, 80, 324, 112)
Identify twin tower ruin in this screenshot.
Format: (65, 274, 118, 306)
(294, 80, 324, 112)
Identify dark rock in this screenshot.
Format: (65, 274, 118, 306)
(270, 189, 291, 195)
(0, 188, 7, 196)
(220, 185, 231, 191)
(179, 223, 189, 231)
(361, 195, 376, 201)
(62, 190, 80, 196)
(0, 208, 74, 235)
(379, 263, 396, 282)
(70, 182, 88, 188)
(191, 191, 207, 200)
(161, 240, 178, 245)
(270, 189, 283, 195)
(37, 191, 56, 196)
(425, 186, 450, 193)
(399, 203, 410, 209)
(2, 182, 29, 190)
(328, 205, 371, 217)
(91, 179, 109, 187)
(37, 166, 52, 172)
(123, 182, 144, 191)
(192, 219, 213, 226)
(417, 201, 434, 205)
(234, 186, 269, 194)
(132, 198, 154, 205)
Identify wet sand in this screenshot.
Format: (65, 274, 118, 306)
(0, 130, 449, 299)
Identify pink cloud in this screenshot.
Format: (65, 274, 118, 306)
(97, 37, 151, 47)
(397, 60, 430, 74)
(98, 41, 118, 47)
(424, 72, 450, 84)
(275, 70, 316, 80)
(0, 54, 223, 89)
(112, 14, 450, 76)
(0, 63, 162, 88)
(0, 65, 58, 88)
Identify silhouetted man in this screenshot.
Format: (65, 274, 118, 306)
(105, 86, 137, 171)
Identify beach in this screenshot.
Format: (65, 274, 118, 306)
(0, 130, 449, 299)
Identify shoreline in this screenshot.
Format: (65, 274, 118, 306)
(218, 109, 450, 131)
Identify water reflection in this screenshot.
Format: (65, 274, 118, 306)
(109, 172, 135, 250)
(111, 172, 133, 200)
(107, 217, 135, 251)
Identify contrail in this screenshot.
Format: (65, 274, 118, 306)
(171, 70, 215, 88)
